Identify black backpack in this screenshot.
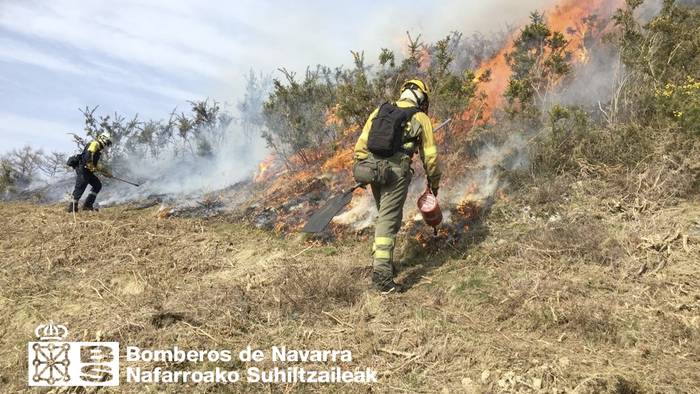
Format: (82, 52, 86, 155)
(367, 103, 420, 157)
(66, 154, 81, 169)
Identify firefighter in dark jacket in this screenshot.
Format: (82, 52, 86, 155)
(67, 133, 112, 212)
(353, 79, 441, 292)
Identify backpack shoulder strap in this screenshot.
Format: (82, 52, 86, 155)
(402, 107, 423, 144)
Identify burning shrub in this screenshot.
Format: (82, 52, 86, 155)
(505, 11, 573, 123)
(427, 33, 487, 124)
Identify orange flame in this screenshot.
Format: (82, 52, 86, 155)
(250, 0, 625, 234)
(465, 0, 623, 123)
(254, 154, 276, 183)
(321, 147, 353, 174)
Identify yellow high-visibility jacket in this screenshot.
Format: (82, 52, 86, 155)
(82, 140, 105, 172)
(354, 99, 441, 189)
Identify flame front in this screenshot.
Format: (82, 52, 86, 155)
(250, 0, 624, 235)
(464, 0, 623, 124)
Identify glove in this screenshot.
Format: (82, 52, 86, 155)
(86, 163, 97, 172)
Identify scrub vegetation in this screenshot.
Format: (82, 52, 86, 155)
(1, 0, 699, 392)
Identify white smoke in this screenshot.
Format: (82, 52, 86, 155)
(5, 101, 270, 208)
(99, 125, 267, 206)
(333, 191, 377, 230)
(447, 133, 530, 206)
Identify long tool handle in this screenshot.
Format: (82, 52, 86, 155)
(111, 175, 140, 187)
(100, 171, 140, 187)
(434, 118, 452, 132)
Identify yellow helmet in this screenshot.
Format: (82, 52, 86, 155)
(401, 79, 430, 96)
(97, 132, 113, 146)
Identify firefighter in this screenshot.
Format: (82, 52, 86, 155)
(66, 133, 113, 212)
(353, 79, 441, 292)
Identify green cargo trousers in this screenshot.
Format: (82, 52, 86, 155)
(370, 153, 412, 280)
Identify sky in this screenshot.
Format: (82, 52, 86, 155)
(0, 0, 554, 153)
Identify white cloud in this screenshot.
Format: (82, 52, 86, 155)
(0, 0, 558, 153)
(0, 1, 229, 77)
(1, 0, 556, 84)
(0, 111, 78, 152)
(0, 37, 85, 74)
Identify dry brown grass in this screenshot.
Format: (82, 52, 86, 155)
(1, 156, 699, 393)
(272, 262, 365, 317)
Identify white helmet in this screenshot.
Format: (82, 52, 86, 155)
(97, 132, 112, 146)
(400, 88, 424, 106)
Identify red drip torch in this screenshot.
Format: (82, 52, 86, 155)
(417, 187, 442, 235)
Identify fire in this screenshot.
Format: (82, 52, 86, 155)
(465, 0, 623, 123)
(321, 147, 353, 174)
(156, 205, 173, 219)
(470, 38, 516, 120)
(247, 0, 626, 235)
(456, 200, 481, 221)
(254, 154, 276, 183)
(548, 0, 623, 62)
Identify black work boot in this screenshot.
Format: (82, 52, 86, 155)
(83, 193, 98, 211)
(66, 200, 79, 213)
(372, 272, 402, 293)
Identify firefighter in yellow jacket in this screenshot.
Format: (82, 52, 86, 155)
(353, 79, 441, 292)
(66, 133, 112, 212)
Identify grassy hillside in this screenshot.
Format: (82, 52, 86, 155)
(1, 161, 698, 393)
(1, 1, 698, 393)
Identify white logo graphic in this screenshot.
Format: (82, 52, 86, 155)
(28, 322, 119, 386)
